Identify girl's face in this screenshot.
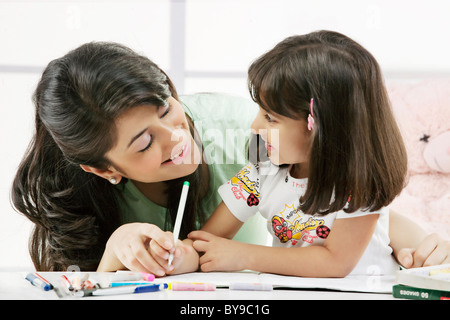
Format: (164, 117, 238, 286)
(251, 107, 311, 168)
(106, 97, 202, 183)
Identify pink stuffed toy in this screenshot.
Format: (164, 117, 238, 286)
(388, 79, 450, 239)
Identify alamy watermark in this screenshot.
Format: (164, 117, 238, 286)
(169, 119, 280, 167)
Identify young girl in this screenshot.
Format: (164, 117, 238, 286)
(189, 30, 410, 277)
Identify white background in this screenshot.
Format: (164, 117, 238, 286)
(1, 0, 449, 270)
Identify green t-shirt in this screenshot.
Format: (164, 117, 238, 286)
(117, 93, 268, 245)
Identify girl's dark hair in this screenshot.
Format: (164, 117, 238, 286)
(248, 30, 407, 215)
(11, 42, 205, 271)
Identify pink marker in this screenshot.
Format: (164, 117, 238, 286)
(110, 271, 155, 282)
(169, 282, 216, 291)
(141, 272, 155, 281)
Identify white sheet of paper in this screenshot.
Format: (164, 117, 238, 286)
(154, 271, 395, 293)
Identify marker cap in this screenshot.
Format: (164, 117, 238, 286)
(229, 282, 273, 291)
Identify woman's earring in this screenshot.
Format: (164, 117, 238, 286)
(109, 177, 118, 185)
(307, 98, 314, 131)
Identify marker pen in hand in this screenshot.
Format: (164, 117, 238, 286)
(168, 181, 190, 266)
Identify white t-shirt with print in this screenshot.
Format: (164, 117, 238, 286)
(218, 161, 399, 276)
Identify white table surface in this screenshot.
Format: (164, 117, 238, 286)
(0, 272, 396, 300)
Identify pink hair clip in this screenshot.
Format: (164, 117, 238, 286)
(307, 98, 314, 131)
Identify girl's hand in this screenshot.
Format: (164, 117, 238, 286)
(396, 233, 450, 268)
(188, 230, 248, 272)
(97, 223, 174, 276)
(150, 237, 200, 275)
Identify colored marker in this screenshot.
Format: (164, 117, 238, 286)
(76, 283, 168, 297)
(110, 271, 155, 282)
(169, 282, 216, 291)
(25, 273, 52, 291)
(229, 282, 273, 291)
(70, 275, 82, 291)
(111, 281, 156, 287)
(141, 272, 156, 281)
(168, 181, 190, 266)
(133, 283, 167, 294)
(61, 275, 74, 291)
(34, 273, 53, 288)
(83, 280, 96, 290)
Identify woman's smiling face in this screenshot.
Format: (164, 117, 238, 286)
(106, 96, 202, 183)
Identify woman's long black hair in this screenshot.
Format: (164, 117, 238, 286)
(11, 42, 205, 271)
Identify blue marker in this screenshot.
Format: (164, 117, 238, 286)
(134, 283, 168, 294)
(76, 283, 168, 297)
(25, 273, 52, 291)
(111, 281, 156, 287)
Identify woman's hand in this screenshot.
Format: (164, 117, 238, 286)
(188, 230, 248, 272)
(396, 233, 450, 268)
(97, 223, 174, 276)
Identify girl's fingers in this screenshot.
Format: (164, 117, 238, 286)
(188, 230, 214, 242)
(397, 234, 450, 268)
(412, 233, 439, 268)
(421, 235, 450, 266)
(396, 248, 414, 268)
(423, 244, 448, 266)
(192, 239, 209, 253)
(199, 260, 214, 272)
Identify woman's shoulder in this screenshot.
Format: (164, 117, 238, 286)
(114, 180, 167, 227)
(180, 92, 258, 123)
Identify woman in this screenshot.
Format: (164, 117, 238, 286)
(11, 41, 449, 274)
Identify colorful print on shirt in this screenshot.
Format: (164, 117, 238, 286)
(229, 164, 261, 206)
(271, 203, 330, 246)
(225, 163, 331, 247)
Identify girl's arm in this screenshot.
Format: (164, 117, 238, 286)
(388, 210, 427, 259)
(189, 202, 379, 277)
(200, 201, 244, 238)
(389, 210, 450, 267)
